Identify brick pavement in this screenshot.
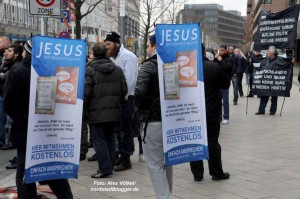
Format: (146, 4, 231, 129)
(1, 66, 300, 199)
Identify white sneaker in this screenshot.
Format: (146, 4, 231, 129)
(138, 154, 145, 162)
(222, 119, 229, 124)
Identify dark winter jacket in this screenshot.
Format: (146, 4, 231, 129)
(215, 52, 234, 79)
(135, 54, 161, 122)
(84, 56, 127, 124)
(0, 59, 22, 96)
(203, 57, 230, 116)
(232, 54, 246, 74)
(4, 55, 31, 149)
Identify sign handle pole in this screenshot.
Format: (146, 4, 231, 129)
(45, 17, 48, 36)
(246, 83, 250, 115)
(280, 49, 295, 117)
(279, 96, 286, 117)
(71, 22, 75, 39)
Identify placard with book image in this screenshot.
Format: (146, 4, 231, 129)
(25, 36, 86, 183)
(156, 23, 208, 166)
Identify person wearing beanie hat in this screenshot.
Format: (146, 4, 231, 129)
(103, 32, 138, 172)
(4, 39, 74, 198)
(135, 34, 174, 198)
(24, 40, 32, 54)
(104, 31, 121, 44)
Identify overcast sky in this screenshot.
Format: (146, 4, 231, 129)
(187, 0, 248, 16)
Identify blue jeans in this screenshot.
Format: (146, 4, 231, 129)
(258, 96, 278, 113)
(5, 115, 13, 146)
(0, 96, 5, 146)
(220, 89, 229, 120)
(232, 75, 239, 102)
(90, 122, 116, 174)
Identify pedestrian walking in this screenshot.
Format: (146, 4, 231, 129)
(135, 35, 173, 199)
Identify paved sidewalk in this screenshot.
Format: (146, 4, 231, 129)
(1, 66, 300, 199)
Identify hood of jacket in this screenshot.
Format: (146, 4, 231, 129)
(88, 57, 117, 74)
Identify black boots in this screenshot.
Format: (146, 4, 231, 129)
(212, 172, 230, 180)
(114, 156, 132, 172)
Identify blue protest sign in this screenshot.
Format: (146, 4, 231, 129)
(24, 36, 86, 183)
(155, 23, 209, 166)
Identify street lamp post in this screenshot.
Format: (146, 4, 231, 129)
(120, 0, 125, 45)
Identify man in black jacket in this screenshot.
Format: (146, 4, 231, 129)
(1, 44, 23, 151)
(4, 40, 74, 199)
(190, 44, 231, 181)
(135, 35, 172, 199)
(84, 42, 128, 178)
(215, 45, 234, 124)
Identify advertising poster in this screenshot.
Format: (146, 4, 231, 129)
(24, 36, 86, 183)
(155, 23, 208, 166)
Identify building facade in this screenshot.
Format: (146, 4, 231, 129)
(1, 0, 141, 55)
(176, 4, 246, 49)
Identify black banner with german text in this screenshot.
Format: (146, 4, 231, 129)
(254, 5, 300, 50)
(252, 57, 292, 97)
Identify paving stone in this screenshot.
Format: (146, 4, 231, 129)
(1, 66, 300, 198)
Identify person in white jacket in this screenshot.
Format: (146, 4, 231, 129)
(104, 32, 139, 171)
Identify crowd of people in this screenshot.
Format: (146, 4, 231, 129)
(0, 32, 296, 199)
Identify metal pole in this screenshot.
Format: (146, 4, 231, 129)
(71, 22, 75, 39)
(120, 0, 125, 45)
(246, 83, 250, 115)
(41, 17, 44, 36)
(45, 17, 48, 36)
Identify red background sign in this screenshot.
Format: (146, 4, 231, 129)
(58, 31, 71, 39)
(36, 0, 55, 7)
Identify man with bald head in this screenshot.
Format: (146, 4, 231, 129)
(84, 42, 127, 178)
(0, 36, 11, 68)
(0, 36, 11, 147)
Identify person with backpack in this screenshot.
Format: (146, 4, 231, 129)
(135, 35, 172, 199)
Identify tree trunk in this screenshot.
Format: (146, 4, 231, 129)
(75, 2, 83, 39)
(142, 27, 150, 60)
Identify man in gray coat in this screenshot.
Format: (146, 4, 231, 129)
(84, 42, 128, 178)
